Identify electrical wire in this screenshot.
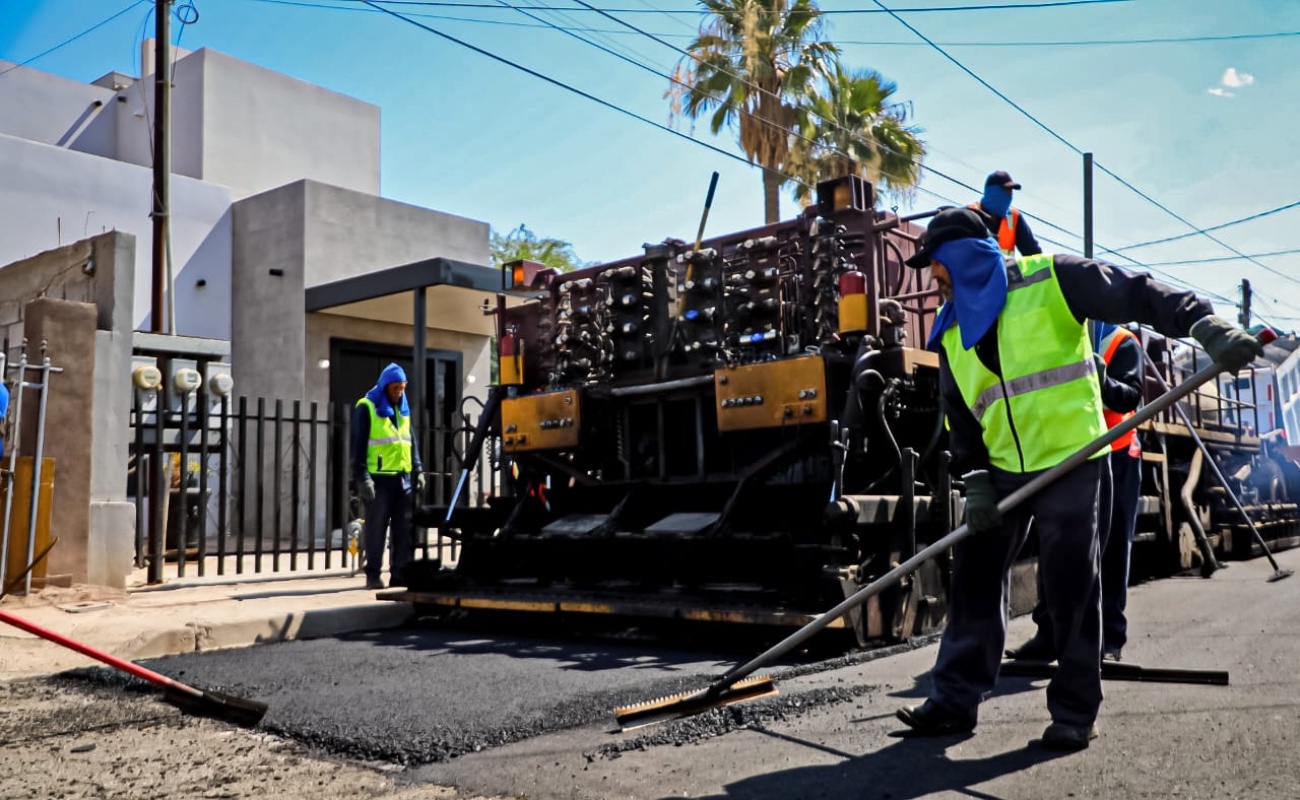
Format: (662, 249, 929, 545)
(356, 0, 817, 192)
(1142, 248, 1300, 268)
(867, 0, 1300, 293)
(354, 0, 1131, 11)
(1115, 199, 1300, 252)
(0, 0, 149, 79)
(836, 30, 1300, 47)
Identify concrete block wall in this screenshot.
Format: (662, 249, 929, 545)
(0, 233, 137, 588)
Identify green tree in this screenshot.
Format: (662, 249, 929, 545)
(670, 0, 837, 224)
(490, 224, 587, 272)
(787, 63, 926, 206)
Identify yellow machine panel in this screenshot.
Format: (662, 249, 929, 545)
(501, 389, 581, 453)
(714, 356, 828, 432)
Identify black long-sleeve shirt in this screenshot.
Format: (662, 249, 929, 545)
(970, 204, 1043, 257)
(940, 254, 1215, 475)
(350, 402, 424, 483)
(1099, 335, 1143, 414)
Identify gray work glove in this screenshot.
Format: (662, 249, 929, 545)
(1191, 316, 1264, 373)
(359, 476, 376, 503)
(962, 470, 1002, 535)
(415, 472, 426, 493)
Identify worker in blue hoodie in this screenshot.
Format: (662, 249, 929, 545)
(351, 363, 425, 590)
(969, 170, 1042, 257)
(895, 207, 1261, 750)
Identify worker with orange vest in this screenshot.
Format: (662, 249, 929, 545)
(1006, 320, 1145, 664)
(970, 171, 1042, 257)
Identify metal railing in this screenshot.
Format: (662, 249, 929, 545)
(129, 389, 501, 583)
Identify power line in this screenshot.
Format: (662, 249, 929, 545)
(867, 0, 1300, 293)
(1142, 248, 1300, 267)
(0, 0, 149, 79)
(837, 30, 1300, 47)
(355, 0, 818, 190)
(1115, 199, 1300, 252)
(353, 0, 1130, 12)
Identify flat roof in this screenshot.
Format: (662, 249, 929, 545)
(304, 257, 501, 312)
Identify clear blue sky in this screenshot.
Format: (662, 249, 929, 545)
(3, 0, 1298, 326)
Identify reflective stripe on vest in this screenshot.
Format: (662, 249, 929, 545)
(357, 397, 413, 475)
(1099, 326, 1139, 452)
(942, 253, 1107, 473)
(969, 204, 1020, 256)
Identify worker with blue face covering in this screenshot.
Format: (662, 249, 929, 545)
(351, 363, 425, 590)
(969, 170, 1042, 257)
(0, 379, 9, 459)
(894, 207, 1262, 750)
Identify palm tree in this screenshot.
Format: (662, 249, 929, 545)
(671, 0, 837, 224)
(490, 224, 588, 272)
(787, 63, 926, 205)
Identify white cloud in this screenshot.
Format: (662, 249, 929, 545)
(1222, 68, 1255, 88)
(1207, 67, 1255, 98)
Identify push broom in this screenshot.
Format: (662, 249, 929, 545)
(613, 330, 1276, 730)
(0, 540, 267, 728)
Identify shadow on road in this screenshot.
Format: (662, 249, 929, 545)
(659, 729, 1069, 800)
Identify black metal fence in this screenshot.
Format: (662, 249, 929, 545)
(129, 389, 498, 583)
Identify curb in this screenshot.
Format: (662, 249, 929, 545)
(125, 602, 415, 661)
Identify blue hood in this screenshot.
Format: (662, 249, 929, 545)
(365, 363, 410, 418)
(980, 185, 1012, 218)
(926, 236, 1009, 351)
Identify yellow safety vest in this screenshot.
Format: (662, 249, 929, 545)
(357, 397, 413, 475)
(942, 254, 1107, 473)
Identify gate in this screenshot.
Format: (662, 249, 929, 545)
(129, 385, 498, 583)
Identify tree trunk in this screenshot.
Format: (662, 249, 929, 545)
(762, 168, 781, 225)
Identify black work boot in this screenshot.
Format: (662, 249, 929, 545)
(365, 576, 386, 590)
(896, 699, 976, 735)
(1005, 632, 1054, 661)
(1042, 721, 1099, 750)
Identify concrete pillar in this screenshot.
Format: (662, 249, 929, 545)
(18, 299, 111, 585)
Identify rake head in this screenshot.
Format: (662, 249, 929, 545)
(612, 675, 778, 732)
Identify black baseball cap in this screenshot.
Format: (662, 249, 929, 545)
(905, 207, 993, 268)
(984, 170, 1022, 190)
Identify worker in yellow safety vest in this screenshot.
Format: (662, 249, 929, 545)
(969, 170, 1042, 257)
(351, 363, 425, 590)
(894, 207, 1261, 750)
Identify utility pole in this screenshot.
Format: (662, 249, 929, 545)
(1082, 152, 1094, 259)
(151, 0, 172, 333)
(1239, 278, 1253, 329)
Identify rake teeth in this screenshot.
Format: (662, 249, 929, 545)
(613, 675, 779, 731)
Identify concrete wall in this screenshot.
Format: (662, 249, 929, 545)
(197, 49, 380, 199)
(302, 183, 489, 287)
(0, 59, 116, 156)
(233, 180, 491, 405)
(0, 233, 138, 588)
(0, 133, 233, 338)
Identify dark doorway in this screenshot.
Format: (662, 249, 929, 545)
(328, 338, 463, 527)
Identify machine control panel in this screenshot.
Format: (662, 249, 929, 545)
(501, 389, 582, 453)
(714, 355, 828, 432)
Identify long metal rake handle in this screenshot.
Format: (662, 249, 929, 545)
(709, 355, 1234, 695)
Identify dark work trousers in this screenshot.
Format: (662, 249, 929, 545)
(931, 456, 1103, 727)
(364, 474, 413, 582)
(1028, 452, 1138, 654)
(1027, 453, 1112, 631)
(1102, 451, 1142, 652)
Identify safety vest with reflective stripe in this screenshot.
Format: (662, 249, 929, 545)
(969, 203, 1021, 256)
(357, 397, 413, 475)
(1098, 326, 1139, 452)
(942, 253, 1108, 473)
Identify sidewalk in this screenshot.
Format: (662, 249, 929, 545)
(0, 568, 410, 681)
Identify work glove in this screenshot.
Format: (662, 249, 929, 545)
(962, 470, 1002, 535)
(359, 476, 376, 503)
(415, 472, 426, 493)
(1191, 316, 1264, 373)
